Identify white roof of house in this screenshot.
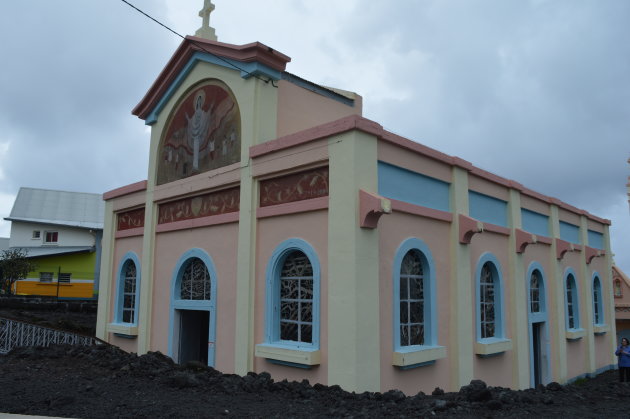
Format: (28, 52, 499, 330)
(18, 246, 95, 258)
(4, 187, 104, 230)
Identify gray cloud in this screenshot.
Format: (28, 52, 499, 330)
(0, 0, 628, 272)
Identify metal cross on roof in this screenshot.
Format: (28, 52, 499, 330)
(195, 0, 217, 41)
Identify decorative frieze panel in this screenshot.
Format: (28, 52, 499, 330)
(158, 187, 240, 224)
(117, 208, 145, 231)
(260, 167, 328, 207)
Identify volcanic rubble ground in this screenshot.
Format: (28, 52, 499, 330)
(1, 343, 630, 418)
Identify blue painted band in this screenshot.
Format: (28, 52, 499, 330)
(587, 230, 604, 249)
(378, 161, 450, 212)
(146, 51, 281, 125)
(521, 209, 550, 237)
(469, 191, 508, 227)
(559, 221, 580, 244)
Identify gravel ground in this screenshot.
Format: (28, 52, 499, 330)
(0, 343, 629, 418)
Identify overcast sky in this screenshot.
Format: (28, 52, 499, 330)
(0, 0, 628, 272)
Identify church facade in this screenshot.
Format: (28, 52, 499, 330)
(96, 17, 616, 394)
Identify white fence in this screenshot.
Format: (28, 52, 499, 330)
(0, 317, 103, 354)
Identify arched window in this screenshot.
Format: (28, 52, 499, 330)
(121, 260, 137, 323)
(115, 253, 141, 326)
(263, 239, 320, 350)
(564, 271, 579, 330)
(480, 263, 496, 338)
(593, 275, 604, 325)
(179, 257, 211, 300)
(475, 253, 504, 342)
(279, 251, 313, 343)
(614, 279, 622, 298)
(399, 249, 425, 346)
(530, 270, 541, 313)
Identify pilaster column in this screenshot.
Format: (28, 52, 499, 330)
(579, 215, 596, 374)
(95, 200, 116, 340)
(507, 189, 529, 389)
(327, 130, 380, 392)
(549, 205, 568, 382)
(448, 166, 474, 390)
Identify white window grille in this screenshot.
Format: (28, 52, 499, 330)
(530, 271, 541, 313)
(180, 257, 210, 300)
(122, 262, 136, 323)
(566, 274, 577, 329)
(480, 263, 495, 339)
(399, 249, 424, 347)
(58, 273, 71, 283)
(39, 272, 53, 283)
(279, 251, 313, 344)
(32, 230, 40, 239)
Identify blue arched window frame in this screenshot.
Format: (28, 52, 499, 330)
(393, 238, 438, 352)
(526, 262, 547, 323)
(263, 238, 321, 351)
(475, 253, 505, 342)
(563, 268, 580, 331)
(167, 248, 218, 367)
(114, 252, 141, 326)
(592, 272, 605, 327)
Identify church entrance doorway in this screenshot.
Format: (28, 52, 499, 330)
(177, 309, 210, 365)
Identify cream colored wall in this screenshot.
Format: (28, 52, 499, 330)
(276, 79, 362, 138)
(469, 233, 514, 388)
(468, 175, 509, 202)
(560, 251, 587, 379)
(253, 210, 329, 384)
(522, 244, 556, 381)
(107, 235, 143, 353)
(151, 223, 239, 374)
(376, 141, 452, 183)
(520, 195, 551, 216)
(377, 212, 452, 394)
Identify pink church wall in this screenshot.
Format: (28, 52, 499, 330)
(560, 252, 587, 379)
(377, 212, 452, 394)
(468, 175, 509, 202)
(590, 259, 614, 369)
(522, 244, 557, 379)
(276, 79, 362, 139)
(469, 233, 514, 388)
(151, 222, 239, 374)
(108, 235, 143, 354)
(253, 210, 329, 385)
(377, 141, 452, 183)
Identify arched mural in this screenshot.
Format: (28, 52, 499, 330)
(157, 81, 241, 185)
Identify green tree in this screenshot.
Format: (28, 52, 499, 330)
(0, 248, 37, 296)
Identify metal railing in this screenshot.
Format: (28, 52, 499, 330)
(0, 316, 104, 354)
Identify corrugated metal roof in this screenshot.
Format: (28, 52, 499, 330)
(14, 246, 94, 258)
(6, 187, 104, 229)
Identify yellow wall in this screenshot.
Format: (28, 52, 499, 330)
(16, 251, 96, 299)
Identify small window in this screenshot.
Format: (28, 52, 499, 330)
(58, 273, 71, 283)
(593, 276, 604, 325)
(614, 279, 622, 298)
(399, 249, 425, 347)
(530, 270, 541, 313)
(122, 263, 137, 323)
(565, 273, 579, 329)
(44, 231, 58, 244)
(479, 262, 496, 339)
(39, 272, 53, 283)
(279, 251, 314, 344)
(32, 230, 41, 239)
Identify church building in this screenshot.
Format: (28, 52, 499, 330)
(96, 2, 616, 394)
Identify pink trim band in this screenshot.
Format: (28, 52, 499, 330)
(390, 199, 453, 223)
(256, 196, 328, 219)
(156, 212, 239, 233)
(115, 227, 144, 239)
(103, 180, 147, 201)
